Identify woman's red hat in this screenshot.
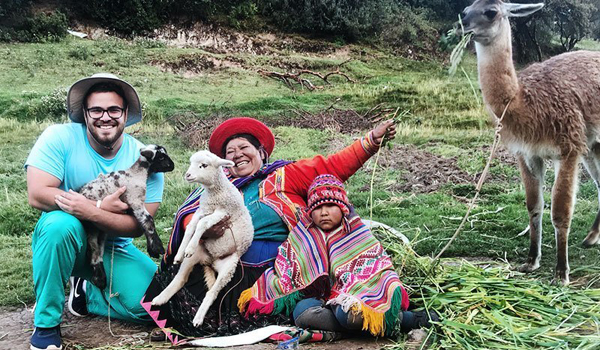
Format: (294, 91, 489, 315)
(209, 117, 275, 158)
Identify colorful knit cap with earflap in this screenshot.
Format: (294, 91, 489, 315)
(307, 174, 350, 216)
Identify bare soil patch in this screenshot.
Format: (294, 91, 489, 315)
(0, 306, 158, 350)
(366, 144, 474, 193)
(150, 53, 247, 77)
(264, 109, 372, 134)
(172, 108, 375, 150)
(0, 306, 391, 350)
(147, 23, 337, 57)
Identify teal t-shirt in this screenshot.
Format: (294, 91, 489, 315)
(242, 177, 288, 242)
(25, 123, 165, 247)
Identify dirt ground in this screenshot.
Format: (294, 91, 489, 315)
(0, 305, 393, 350)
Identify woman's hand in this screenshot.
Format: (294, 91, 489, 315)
(203, 214, 231, 239)
(371, 119, 397, 145)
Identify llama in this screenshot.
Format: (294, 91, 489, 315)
(79, 144, 174, 289)
(151, 150, 253, 327)
(461, 0, 600, 285)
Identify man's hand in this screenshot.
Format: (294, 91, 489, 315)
(54, 187, 129, 220)
(100, 186, 129, 213)
(55, 190, 97, 221)
(371, 119, 397, 145)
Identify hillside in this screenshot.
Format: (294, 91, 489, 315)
(3, 22, 600, 348)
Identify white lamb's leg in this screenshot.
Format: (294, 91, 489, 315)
(203, 266, 217, 289)
(173, 212, 203, 264)
(184, 209, 228, 258)
(193, 253, 239, 327)
(152, 251, 201, 306)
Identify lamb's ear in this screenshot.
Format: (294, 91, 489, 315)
(140, 149, 155, 160)
(504, 2, 544, 17)
(217, 159, 235, 168)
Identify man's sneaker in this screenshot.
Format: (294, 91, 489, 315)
(30, 326, 62, 350)
(67, 276, 88, 317)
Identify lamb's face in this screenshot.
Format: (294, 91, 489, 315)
(185, 150, 234, 185)
(141, 144, 175, 173)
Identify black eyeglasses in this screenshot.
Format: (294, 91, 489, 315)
(86, 106, 125, 120)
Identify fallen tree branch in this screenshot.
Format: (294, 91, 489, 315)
(258, 68, 356, 91)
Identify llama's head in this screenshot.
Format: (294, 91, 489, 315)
(140, 145, 175, 173)
(461, 0, 543, 46)
(185, 150, 234, 185)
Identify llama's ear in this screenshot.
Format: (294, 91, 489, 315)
(217, 159, 235, 168)
(504, 3, 544, 18)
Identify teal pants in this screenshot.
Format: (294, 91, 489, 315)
(32, 210, 158, 328)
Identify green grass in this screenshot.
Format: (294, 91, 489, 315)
(2, 35, 600, 348)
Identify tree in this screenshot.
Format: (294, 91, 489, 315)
(549, 0, 595, 51)
(510, 0, 596, 63)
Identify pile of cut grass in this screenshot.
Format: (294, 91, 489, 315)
(375, 228, 600, 349)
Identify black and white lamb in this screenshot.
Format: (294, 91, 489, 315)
(151, 150, 253, 327)
(79, 144, 174, 289)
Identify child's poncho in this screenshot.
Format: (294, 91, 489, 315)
(238, 214, 409, 336)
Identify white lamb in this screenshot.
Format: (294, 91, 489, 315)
(151, 150, 254, 327)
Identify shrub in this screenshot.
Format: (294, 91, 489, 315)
(0, 0, 67, 43)
(36, 88, 68, 122)
(0, 0, 32, 19)
(65, 0, 173, 35)
(24, 11, 68, 42)
(133, 37, 166, 49)
(262, 0, 395, 40)
(404, 0, 472, 22)
(260, 0, 439, 51)
(380, 7, 439, 51)
(227, 1, 259, 29)
(68, 44, 93, 60)
(0, 11, 67, 43)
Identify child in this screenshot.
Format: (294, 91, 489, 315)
(239, 174, 438, 336)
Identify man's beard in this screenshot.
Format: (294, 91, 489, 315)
(89, 121, 125, 149)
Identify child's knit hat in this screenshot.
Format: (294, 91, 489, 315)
(307, 174, 350, 216)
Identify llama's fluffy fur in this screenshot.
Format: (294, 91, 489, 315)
(79, 144, 174, 289)
(463, 0, 600, 285)
(151, 150, 253, 327)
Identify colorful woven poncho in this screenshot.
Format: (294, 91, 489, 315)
(238, 214, 409, 336)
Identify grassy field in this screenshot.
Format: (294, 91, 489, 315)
(2, 34, 600, 348)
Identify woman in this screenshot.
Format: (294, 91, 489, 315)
(142, 117, 396, 343)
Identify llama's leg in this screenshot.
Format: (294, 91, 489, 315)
(550, 154, 580, 286)
(193, 254, 239, 327)
(87, 228, 107, 290)
(174, 213, 203, 264)
(184, 210, 228, 258)
(517, 155, 546, 273)
(130, 204, 164, 258)
(151, 252, 201, 306)
(582, 144, 600, 246)
(203, 266, 217, 289)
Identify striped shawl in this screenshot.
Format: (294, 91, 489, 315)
(239, 214, 409, 336)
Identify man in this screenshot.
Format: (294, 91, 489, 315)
(25, 73, 164, 350)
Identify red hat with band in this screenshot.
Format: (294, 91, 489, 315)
(307, 174, 351, 216)
(209, 117, 275, 158)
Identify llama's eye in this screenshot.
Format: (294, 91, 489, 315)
(199, 164, 207, 168)
(484, 10, 497, 19)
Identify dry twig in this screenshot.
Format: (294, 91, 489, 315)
(258, 68, 355, 91)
